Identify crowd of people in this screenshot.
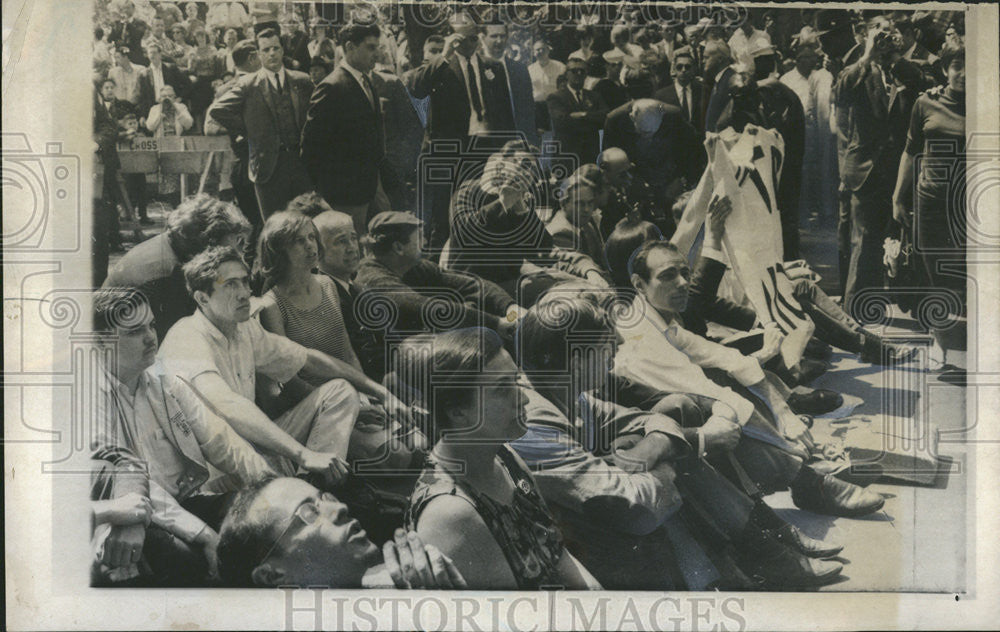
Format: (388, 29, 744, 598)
(90, 1, 967, 590)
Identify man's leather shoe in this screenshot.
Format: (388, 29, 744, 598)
(792, 469, 885, 517)
(737, 528, 843, 588)
(834, 462, 884, 487)
(788, 389, 844, 415)
(773, 523, 844, 558)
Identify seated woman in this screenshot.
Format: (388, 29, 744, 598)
(257, 211, 426, 508)
(386, 328, 601, 590)
(216, 476, 465, 588)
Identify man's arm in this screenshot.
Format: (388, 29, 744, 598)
(206, 77, 249, 136)
(187, 371, 315, 466)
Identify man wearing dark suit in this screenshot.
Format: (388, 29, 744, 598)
(652, 47, 704, 135)
(446, 15, 516, 141)
(836, 18, 912, 309)
(547, 57, 609, 165)
(301, 21, 389, 236)
(207, 29, 314, 219)
(108, 0, 148, 66)
(402, 22, 481, 250)
(603, 98, 706, 226)
(481, 23, 538, 148)
(137, 40, 190, 118)
(702, 41, 737, 133)
(372, 69, 424, 214)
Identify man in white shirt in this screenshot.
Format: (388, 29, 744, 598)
(92, 287, 275, 584)
(728, 19, 773, 68)
(158, 246, 411, 486)
(615, 240, 886, 518)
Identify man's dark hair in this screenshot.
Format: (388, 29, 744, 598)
(256, 27, 281, 45)
(893, 16, 916, 37)
(283, 191, 334, 218)
(217, 476, 280, 586)
(93, 287, 151, 333)
(182, 245, 247, 298)
(623, 68, 655, 99)
(629, 240, 683, 283)
(753, 54, 777, 80)
(338, 21, 381, 48)
(370, 223, 420, 257)
(605, 219, 664, 289)
(424, 33, 445, 47)
(515, 296, 616, 374)
(165, 194, 251, 262)
(231, 40, 257, 67)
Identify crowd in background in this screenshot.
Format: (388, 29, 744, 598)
(90, 1, 967, 590)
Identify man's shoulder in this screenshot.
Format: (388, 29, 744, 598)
(606, 102, 632, 122)
(287, 68, 312, 84)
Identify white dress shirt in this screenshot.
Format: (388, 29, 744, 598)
(456, 52, 487, 135)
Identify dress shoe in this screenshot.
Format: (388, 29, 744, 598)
(861, 334, 918, 365)
(834, 462, 884, 487)
(773, 523, 844, 558)
(791, 468, 885, 517)
(788, 389, 844, 415)
(749, 500, 844, 558)
(937, 368, 967, 386)
(736, 526, 843, 588)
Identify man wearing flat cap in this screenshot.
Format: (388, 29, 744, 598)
(354, 211, 524, 340)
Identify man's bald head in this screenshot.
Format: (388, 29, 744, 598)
(629, 99, 666, 136)
(598, 147, 632, 189)
(702, 40, 732, 77)
(313, 211, 361, 281)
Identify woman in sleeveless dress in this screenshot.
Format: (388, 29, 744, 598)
(257, 211, 424, 474)
(386, 328, 601, 590)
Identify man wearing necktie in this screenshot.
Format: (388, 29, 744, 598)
(547, 57, 609, 166)
(301, 21, 391, 237)
(653, 47, 704, 137)
(208, 29, 314, 219)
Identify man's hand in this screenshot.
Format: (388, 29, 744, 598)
(705, 195, 733, 245)
(751, 327, 784, 364)
(700, 415, 741, 452)
(94, 492, 153, 526)
(504, 304, 528, 323)
(299, 449, 349, 485)
(570, 111, 587, 119)
(378, 389, 415, 429)
(443, 33, 463, 58)
(194, 527, 221, 581)
(383, 529, 467, 589)
(102, 523, 146, 569)
(499, 185, 527, 214)
(778, 413, 810, 442)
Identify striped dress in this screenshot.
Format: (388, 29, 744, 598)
(266, 275, 362, 383)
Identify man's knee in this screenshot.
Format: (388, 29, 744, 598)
(314, 378, 362, 418)
(650, 393, 704, 428)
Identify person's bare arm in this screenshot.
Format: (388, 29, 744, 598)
(301, 350, 414, 426)
(415, 495, 519, 589)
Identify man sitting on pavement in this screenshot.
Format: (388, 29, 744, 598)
(157, 245, 411, 490)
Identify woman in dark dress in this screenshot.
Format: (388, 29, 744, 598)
(893, 41, 966, 366)
(388, 328, 601, 589)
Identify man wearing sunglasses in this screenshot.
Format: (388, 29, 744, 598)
(653, 47, 704, 135)
(547, 57, 608, 165)
(218, 476, 466, 588)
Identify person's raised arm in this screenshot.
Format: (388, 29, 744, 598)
(206, 76, 248, 135)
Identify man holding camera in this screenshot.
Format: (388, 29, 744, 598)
(837, 16, 919, 311)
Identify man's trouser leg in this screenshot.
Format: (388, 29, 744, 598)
(793, 279, 866, 354)
(271, 378, 361, 476)
(837, 186, 853, 300)
(843, 177, 891, 318)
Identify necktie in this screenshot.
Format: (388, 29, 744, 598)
(682, 86, 690, 121)
(274, 72, 283, 94)
(362, 72, 378, 113)
(466, 58, 484, 121)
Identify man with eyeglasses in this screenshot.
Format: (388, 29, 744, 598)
(217, 476, 466, 588)
(547, 57, 609, 165)
(653, 47, 704, 135)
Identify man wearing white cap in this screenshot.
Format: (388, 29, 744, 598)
(592, 49, 629, 112)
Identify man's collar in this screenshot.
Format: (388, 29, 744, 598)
(633, 293, 675, 332)
(193, 307, 235, 343)
(715, 66, 729, 84)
